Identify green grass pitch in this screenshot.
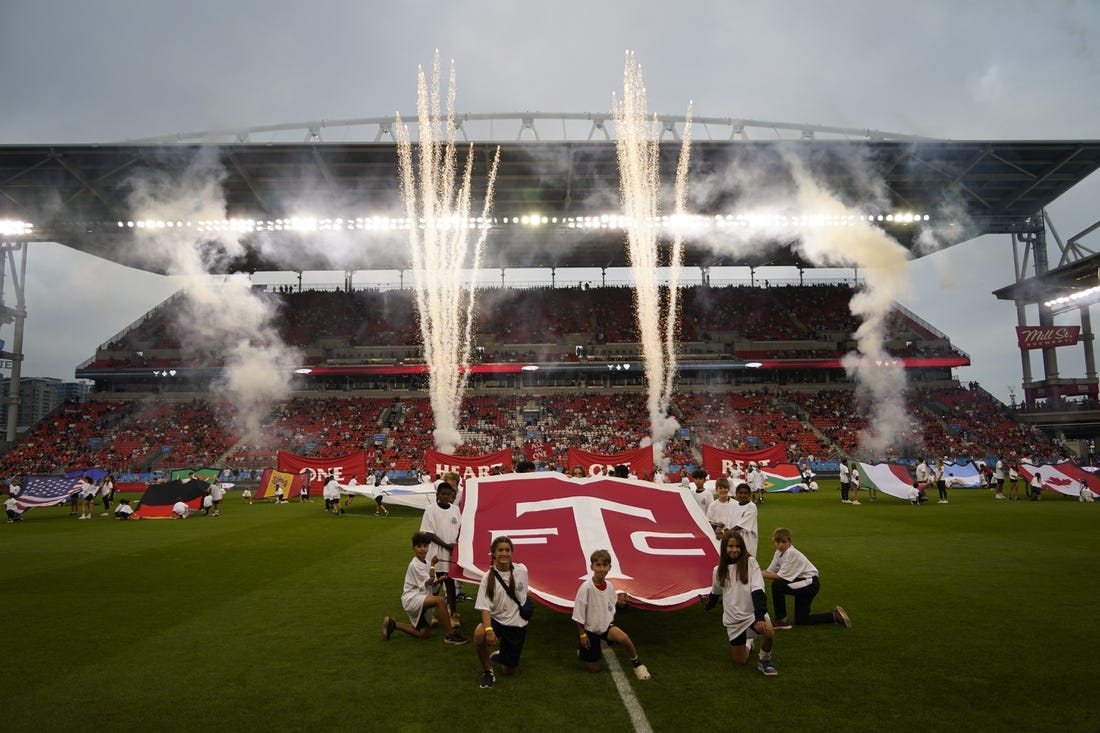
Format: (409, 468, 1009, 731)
(3, 483, 1097, 732)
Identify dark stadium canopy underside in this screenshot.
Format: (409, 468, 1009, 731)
(993, 251, 1100, 305)
(2, 139, 1099, 274)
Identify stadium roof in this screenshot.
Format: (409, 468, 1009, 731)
(993, 250, 1100, 305)
(3, 137, 1099, 274)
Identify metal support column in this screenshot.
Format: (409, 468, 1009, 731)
(1, 242, 29, 445)
(1081, 305, 1096, 380)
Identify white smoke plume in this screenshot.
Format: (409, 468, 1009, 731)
(395, 53, 500, 453)
(687, 147, 917, 457)
(125, 149, 302, 443)
(773, 153, 913, 457)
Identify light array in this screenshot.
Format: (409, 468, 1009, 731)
(565, 212, 931, 230)
(1043, 285, 1100, 309)
(117, 216, 491, 233)
(0, 220, 35, 236)
(117, 211, 930, 235)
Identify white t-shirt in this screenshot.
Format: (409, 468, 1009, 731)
(687, 483, 714, 513)
(728, 500, 759, 556)
(766, 545, 819, 589)
(419, 502, 461, 571)
(172, 501, 188, 517)
(711, 556, 766, 639)
(474, 564, 530, 627)
(707, 499, 738, 532)
(572, 577, 618, 634)
(400, 557, 433, 624)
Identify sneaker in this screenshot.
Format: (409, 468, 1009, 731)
(479, 669, 495, 689)
(444, 631, 469, 645)
(773, 619, 792, 630)
(834, 606, 852, 628)
(938, 500, 947, 504)
(757, 658, 779, 676)
(100, 512, 109, 516)
(382, 616, 397, 641)
(995, 494, 1006, 500)
(633, 664, 651, 680)
(841, 500, 851, 504)
(850, 500, 861, 505)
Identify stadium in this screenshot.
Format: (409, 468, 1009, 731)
(2, 114, 1100, 477)
(3, 110, 1100, 733)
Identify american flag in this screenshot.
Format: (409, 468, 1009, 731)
(15, 475, 83, 510)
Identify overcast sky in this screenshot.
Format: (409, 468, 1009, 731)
(2, 0, 1098, 403)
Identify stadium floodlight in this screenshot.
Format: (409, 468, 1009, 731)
(521, 365, 539, 371)
(1043, 285, 1100, 309)
(295, 368, 313, 374)
(0, 220, 34, 236)
(745, 362, 763, 368)
(115, 209, 930, 238)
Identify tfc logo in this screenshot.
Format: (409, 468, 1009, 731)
(459, 473, 719, 611)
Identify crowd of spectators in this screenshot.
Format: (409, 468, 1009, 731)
(85, 283, 964, 371)
(0, 382, 1067, 479)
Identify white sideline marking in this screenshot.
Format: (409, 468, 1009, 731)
(602, 647, 653, 733)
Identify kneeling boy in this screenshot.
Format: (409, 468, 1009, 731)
(383, 532, 467, 645)
(572, 549, 650, 680)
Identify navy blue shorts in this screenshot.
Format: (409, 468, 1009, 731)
(577, 627, 614, 663)
(491, 620, 527, 668)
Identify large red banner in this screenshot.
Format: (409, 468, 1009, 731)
(457, 472, 719, 612)
(276, 450, 368, 484)
(423, 448, 514, 481)
(701, 444, 787, 478)
(1016, 326, 1080, 350)
(567, 446, 655, 478)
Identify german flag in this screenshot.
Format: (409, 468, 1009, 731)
(133, 478, 209, 518)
